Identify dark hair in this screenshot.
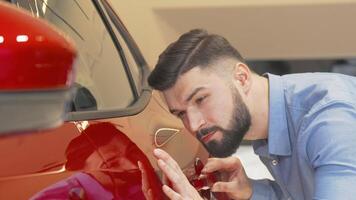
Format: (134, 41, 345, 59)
(148, 29, 245, 91)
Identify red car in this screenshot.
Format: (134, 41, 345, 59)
(0, 1, 208, 199)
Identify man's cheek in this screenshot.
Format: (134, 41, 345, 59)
(183, 121, 197, 136)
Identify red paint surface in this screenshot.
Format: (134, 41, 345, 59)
(30, 122, 165, 200)
(0, 2, 76, 91)
(76, 122, 165, 200)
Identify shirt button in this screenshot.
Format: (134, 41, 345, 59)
(271, 159, 278, 166)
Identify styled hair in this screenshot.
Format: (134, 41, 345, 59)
(148, 29, 245, 91)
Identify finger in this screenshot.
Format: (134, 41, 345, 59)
(162, 185, 182, 200)
(153, 149, 181, 172)
(211, 181, 237, 193)
(138, 161, 150, 192)
(147, 188, 154, 200)
(212, 181, 253, 200)
(162, 173, 170, 186)
(202, 157, 242, 174)
(157, 159, 185, 191)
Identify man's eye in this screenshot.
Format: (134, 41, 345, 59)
(196, 96, 206, 105)
(177, 112, 185, 119)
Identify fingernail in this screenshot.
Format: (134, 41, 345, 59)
(198, 174, 207, 179)
(211, 185, 218, 192)
(162, 184, 169, 191)
(153, 148, 162, 156)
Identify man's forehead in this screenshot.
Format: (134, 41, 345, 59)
(164, 86, 206, 105)
(162, 68, 216, 108)
(165, 68, 204, 92)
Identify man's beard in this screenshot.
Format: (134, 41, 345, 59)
(196, 89, 251, 158)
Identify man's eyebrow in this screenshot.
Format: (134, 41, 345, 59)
(185, 87, 205, 102)
(169, 87, 205, 115)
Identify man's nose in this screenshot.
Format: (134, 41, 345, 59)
(186, 108, 205, 133)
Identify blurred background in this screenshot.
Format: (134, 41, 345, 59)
(111, 0, 356, 75)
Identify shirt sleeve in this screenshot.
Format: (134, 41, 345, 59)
(303, 102, 356, 200)
(250, 179, 283, 200)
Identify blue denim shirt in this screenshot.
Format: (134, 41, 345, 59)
(251, 73, 356, 200)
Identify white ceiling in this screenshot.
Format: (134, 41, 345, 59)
(113, 1, 356, 66)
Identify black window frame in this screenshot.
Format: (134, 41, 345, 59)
(65, 0, 152, 121)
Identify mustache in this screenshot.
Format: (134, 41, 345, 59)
(196, 126, 223, 140)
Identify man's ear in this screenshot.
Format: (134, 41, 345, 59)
(233, 62, 252, 94)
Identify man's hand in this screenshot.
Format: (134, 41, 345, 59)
(202, 157, 252, 200)
(153, 148, 203, 200)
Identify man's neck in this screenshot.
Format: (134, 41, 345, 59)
(244, 74, 269, 140)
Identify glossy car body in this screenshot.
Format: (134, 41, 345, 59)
(0, 0, 208, 199)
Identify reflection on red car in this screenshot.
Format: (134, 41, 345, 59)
(0, 1, 208, 199)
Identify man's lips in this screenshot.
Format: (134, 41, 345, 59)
(201, 130, 216, 143)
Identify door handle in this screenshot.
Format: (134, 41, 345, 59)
(154, 128, 180, 147)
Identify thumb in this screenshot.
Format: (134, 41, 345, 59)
(211, 181, 236, 193)
(203, 157, 242, 174)
(211, 180, 253, 200)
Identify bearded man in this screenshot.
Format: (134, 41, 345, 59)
(148, 29, 356, 200)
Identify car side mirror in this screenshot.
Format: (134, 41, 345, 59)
(0, 2, 77, 135)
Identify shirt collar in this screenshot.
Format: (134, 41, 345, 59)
(254, 73, 291, 157)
